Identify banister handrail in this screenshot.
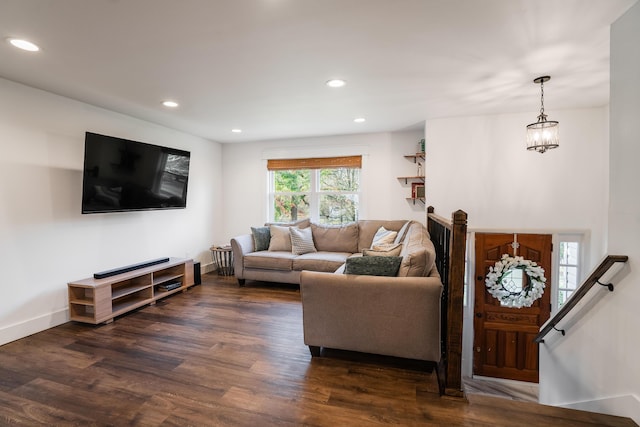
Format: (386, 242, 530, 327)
(427, 206, 468, 397)
(534, 255, 628, 343)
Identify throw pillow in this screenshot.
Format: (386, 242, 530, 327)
(290, 226, 317, 255)
(250, 226, 271, 251)
(362, 243, 402, 257)
(344, 256, 403, 277)
(370, 226, 398, 248)
(268, 224, 293, 252)
(393, 221, 411, 245)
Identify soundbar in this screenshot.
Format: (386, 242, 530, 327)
(94, 257, 171, 279)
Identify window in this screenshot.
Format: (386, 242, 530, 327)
(268, 156, 361, 225)
(557, 239, 581, 308)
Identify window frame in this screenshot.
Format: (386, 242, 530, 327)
(268, 164, 361, 224)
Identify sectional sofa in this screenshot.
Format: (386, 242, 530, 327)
(230, 219, 444, 365)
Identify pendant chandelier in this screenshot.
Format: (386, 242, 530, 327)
(526, 76, 559, 153)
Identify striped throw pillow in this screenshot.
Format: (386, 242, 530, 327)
(290, 226, 317, 255)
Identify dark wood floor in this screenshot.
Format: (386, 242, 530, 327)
(0, 274, 636, 426)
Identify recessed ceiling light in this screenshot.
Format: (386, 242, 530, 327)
(354, 117, 366, 123)
(231, 129, 242, 133)
(162, 100, 179, 108)
(326, 79, 346, 88)
(8, 38, 40, 52)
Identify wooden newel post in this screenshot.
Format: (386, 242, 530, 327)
(445, 209, 467, 397)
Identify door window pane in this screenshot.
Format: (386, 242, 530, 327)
(557, 240, 580, 309)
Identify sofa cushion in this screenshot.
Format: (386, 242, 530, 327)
(244, 251, 297, 270)
(293, 251, 351, 272)
(357, 220, 409, 252)
(311, 223, 359, 253)
(397, 223, 436, 277)
(265, 218, 311, 229)
(251, 226, 271, 251)
(398, 248, 428, 277)
(362, 243, 402, 257)
(268, 224, 293, 252)
(344, 256, 403, 277)
(290, 226, 317, 255)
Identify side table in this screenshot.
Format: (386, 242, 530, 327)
(210, 245, 234, 276)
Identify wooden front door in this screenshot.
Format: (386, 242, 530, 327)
(473, 233, 552, 383)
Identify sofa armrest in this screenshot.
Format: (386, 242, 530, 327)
(300, 270, 443, 362)
(230, 234, 255, 280)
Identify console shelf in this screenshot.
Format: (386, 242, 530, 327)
(68, 257, 194, 325)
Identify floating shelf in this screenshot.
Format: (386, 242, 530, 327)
(406, 197, 426, 205)
(404, 153, 425, 163)
(397, 176, 425, 184)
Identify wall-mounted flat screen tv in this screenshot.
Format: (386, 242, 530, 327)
(81, 132, 190, 214)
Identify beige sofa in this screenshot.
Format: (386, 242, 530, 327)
(231, 219, 444, 364)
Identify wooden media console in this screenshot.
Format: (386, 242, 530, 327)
(68, 257, 195, 324)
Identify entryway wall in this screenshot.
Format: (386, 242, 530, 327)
(424, 107, 609, 272)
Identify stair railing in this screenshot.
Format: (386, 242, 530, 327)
(427, 206, 467, 397)
(534, 255, 628, 344)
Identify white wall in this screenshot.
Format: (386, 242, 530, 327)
(539, 2, 640, 423)
(0, 78, 223, 345)
(220, 130, 425, 243)
(425, 107, 610, 385)
(425, 107, 609, 269)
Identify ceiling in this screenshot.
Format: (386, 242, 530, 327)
(0, 0, 636, 143)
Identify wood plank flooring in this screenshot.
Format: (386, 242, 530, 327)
(0, 274, 636, 426)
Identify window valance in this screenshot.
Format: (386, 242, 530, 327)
(267, 155, 362, 171)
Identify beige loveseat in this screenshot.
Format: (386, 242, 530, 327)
(231, 219, 444, 364)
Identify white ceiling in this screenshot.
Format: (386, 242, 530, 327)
(0, 0, 636, 143)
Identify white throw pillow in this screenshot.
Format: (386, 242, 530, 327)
(370, 226, 398, 248)
(290, 226, 317, 255)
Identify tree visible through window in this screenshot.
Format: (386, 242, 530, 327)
(268, 156, 361, 225)
(273, 169, 310, 222)
(318, 168, 359, 224)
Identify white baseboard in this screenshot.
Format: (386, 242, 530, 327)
(201, 262, 216, 274)
(561, 394, 640, 424)
(0, 308, 69, 346)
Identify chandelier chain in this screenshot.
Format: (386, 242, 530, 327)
(539, 80, 545, 116)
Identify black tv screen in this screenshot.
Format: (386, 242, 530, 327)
(81, 132, 190, 214)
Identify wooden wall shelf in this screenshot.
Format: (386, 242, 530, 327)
(68, 257, 194, 324)
(404, 153, 425, 163)
(406, 197, 426, 205)
(397, 176, 425, 184)
(399, 150, 426, 202)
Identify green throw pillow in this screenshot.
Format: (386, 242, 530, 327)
(251, 226, 271, 251)
(344, 256, 402, 277)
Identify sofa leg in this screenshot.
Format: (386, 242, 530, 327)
(237, 279, 245, 287)
(308, 346, 321, 357)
